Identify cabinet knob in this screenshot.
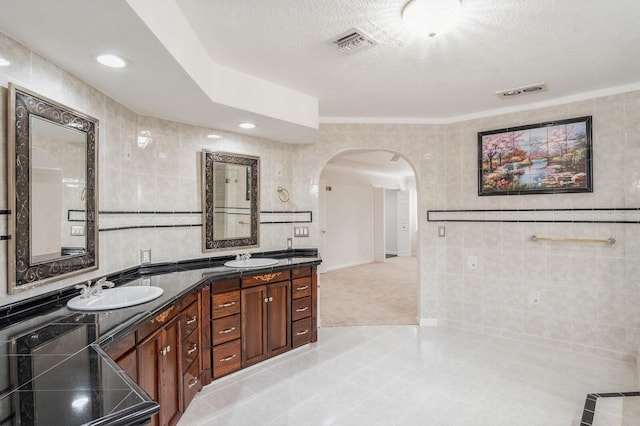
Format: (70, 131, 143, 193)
(186, 316, 197, 325)
(218, 301, 236, 308)
(296, 285, 309, 291)
(187, 343, 197, 355)
(296, 306, 309, 312)
(269, 296, 273, 302)
(188, 378, 199, 389)
(296, 329, 309, 336)
(219, 327, 236, 334)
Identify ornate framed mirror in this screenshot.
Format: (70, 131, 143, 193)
(7, 84, 99, 293)
(202, 150, 259, 251)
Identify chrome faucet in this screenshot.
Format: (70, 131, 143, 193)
(74, 277, 114, 298)
(235, 252, 251, 261)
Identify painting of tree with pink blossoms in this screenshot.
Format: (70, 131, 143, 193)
(477, 116, 592, 195)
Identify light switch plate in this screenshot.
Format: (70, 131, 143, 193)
(140, 249, 151, 265)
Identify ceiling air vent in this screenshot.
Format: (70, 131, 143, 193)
(496, 82, 547, 99)
(332, 28, 378, 54)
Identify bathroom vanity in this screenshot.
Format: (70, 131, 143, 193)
(0, 251, 321, 426)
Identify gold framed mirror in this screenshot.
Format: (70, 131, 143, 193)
(202, 150, 259, 251)
(7, 84, 99, 293)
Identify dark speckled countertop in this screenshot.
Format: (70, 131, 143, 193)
(0, 250, 321, 426)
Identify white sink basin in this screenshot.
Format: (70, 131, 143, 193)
(67, 286, 164, 311)
(224, 258, 279, 269)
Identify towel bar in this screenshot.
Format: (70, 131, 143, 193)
(530, 235, 615, 244)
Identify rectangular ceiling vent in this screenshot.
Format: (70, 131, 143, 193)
(496, 82, 548, 99)
(332, 28, 377, 54)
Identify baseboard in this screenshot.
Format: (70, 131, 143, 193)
(324, 260, 372, 272)
(420, 318, 438, 326)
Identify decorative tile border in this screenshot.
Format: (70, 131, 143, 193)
(427, 208, 640, 223)
(67, 210, 314, 232)
(261, 211, 312, 224)
(581, 392, 640, 426)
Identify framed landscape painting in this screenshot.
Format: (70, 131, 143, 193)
(478, 116, 593, 196)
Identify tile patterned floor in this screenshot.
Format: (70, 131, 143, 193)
(178, 326, 638, 426)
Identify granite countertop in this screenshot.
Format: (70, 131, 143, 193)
(0, 251, 321, 426)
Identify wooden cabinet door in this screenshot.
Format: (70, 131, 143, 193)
(162, 316, 182, 426)
(241, 285, 268, 367)
(137, 316, 182, 426)
(268, 281, 290, 357)
(137, 330, 161, 426)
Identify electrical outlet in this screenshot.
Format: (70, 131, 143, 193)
(438, 226, 445, 237)
(140, 249, 151, 265)
(141, 277, 151, 286)
(287, 238, 293, 249)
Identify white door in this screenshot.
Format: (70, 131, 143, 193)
(397, 190, 411, 257)
(372, 186, 385, 263)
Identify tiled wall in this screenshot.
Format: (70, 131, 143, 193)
(0, 32, 297, 306)
(2, 31, 639, 361)
(299, 94, 640, 361)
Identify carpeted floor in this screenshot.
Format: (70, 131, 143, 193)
(319, 256, 418, 327)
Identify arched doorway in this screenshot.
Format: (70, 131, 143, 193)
(318, 149, 419, 326)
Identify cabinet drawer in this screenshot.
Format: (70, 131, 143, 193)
(137, 304, 178, 341)
(183, 356, 202, 408)
(212, 291, 240, 319)
(182, 301, 199, 338)
(212, 313, 241, 346)
(210, 277, 240, 294)
(291, 266, 311, 279)
(212, 339, 241, 379)
(292, 297, 311, 321)
(242, 270, 290, 288)
(292, 317, 312, 348)
(183, 329, 199, 371)
(292, 277, 311, 299)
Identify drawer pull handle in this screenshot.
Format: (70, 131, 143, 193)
(186, 316, 197, 325)
(296, 329, 309, 336)
(188, 378, 199, 389)
(219, 327, 236, 334)
(218, 301, 236, 308)
(296, 307, 309, 312)
(220, 354, 237, 362)
(296, 285, 309, 291)
(187, 344, 197, 355)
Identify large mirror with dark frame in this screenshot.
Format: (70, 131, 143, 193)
(202, 150, 259, 251)
(7, 83, 98, 294)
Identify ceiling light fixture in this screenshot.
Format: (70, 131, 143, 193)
(207, 133, 222, 139)
(0, 56, 10, 67)
(390, 153, 401, 163)
(96, 54, 127, 68)
(402, 0, 462, 38)
(238, 122, 256, 129)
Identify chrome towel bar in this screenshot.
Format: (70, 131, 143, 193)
(530, 235, 616, 244)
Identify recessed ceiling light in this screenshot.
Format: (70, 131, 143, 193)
(96, 54, 127, 68)
(207, 133, 222, 139)
(0, 56, 10, 67)
(238, 122, 256, 129)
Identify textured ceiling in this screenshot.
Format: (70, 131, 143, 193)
(0, 0, 639, 145)
(177, 0, 640, 120)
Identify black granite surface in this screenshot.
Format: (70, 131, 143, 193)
(0, 249, 321, 426)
